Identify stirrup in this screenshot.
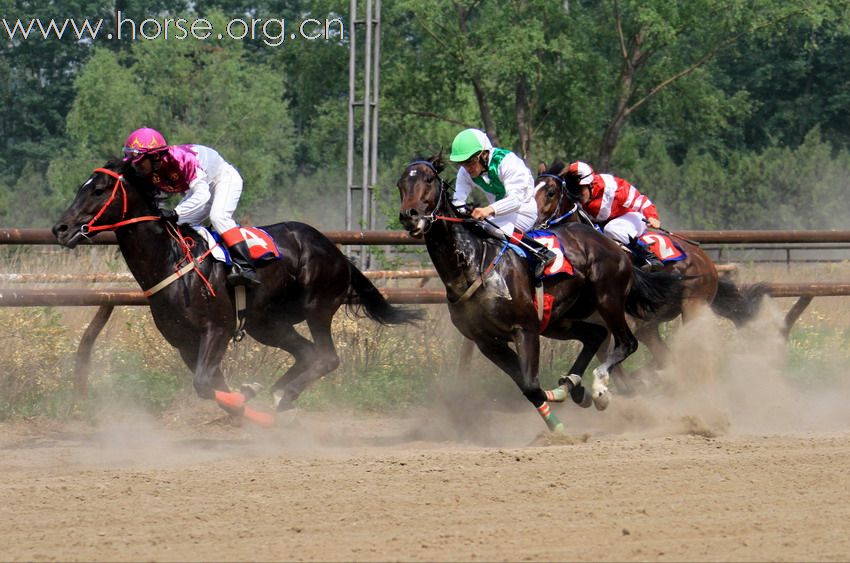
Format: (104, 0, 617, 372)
(227, 266, 261, 287)
(534, 250, 557, 279)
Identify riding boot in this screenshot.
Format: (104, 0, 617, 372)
(225, 241, 261, 287)
(627, 238, 664, 272)
(518, 233, 558, 279)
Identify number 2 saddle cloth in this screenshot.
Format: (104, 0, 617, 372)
(637, 231, 687, 264)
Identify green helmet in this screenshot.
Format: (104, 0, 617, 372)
(449, 128, 493, 162)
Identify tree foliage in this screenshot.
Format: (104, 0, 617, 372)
(0, 0, 848, 229)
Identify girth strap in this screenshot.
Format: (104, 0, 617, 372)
(233, 285, 247, 342)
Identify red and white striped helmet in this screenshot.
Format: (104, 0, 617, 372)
(567, 161, 595, 185)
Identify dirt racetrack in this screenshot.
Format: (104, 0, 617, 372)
(3, 306, 850, 561)
(3, 401, 850, 562)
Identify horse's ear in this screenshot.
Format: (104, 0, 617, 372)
(537, 162, 547, 175)
(431, 151, 445, 174)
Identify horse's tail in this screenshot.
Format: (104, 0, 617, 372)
(625, 268, 685, 319)
(710, 277, 770, 326)
(346, 262, 426, 325)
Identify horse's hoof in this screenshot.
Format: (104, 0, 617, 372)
(240, 382, 263, 401)
(592, 389, 611, 411)
(276, 407, 299, 428)
(572, 385, 593, 408)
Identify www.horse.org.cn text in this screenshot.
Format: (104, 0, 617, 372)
(1, 12, 345, 47)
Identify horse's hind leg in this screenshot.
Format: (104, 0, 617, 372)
(250, 305, 341, 413)
(476, 330, 564, 433)
(543, 321, 606, 408)
(593, 300, 639, 410)
(249, 321, 318, 412)
(279, 309, 341, 406)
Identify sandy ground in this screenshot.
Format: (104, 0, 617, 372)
(3, 396, 850, 562)
(3, 305, 850, 562)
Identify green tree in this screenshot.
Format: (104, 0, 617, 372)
(50, 11, 295, 215)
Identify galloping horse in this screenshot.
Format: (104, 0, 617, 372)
(53, 159, 422, 423)
(397, 155, 684, 432)
(535, 161, 767, 376)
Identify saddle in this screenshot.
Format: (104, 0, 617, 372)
(192, 225, 282, 267)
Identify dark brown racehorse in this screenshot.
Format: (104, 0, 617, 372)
(535, 161, 767, 381)
(53, 159, 423, 424)
(397, 155, 684, 432)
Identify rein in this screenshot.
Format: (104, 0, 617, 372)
(81, 167, 216, 298)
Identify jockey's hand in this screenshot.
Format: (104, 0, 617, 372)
(647, 216, 661, 229)
(159, 208, 179, 224)
(471, 206, 495, 221)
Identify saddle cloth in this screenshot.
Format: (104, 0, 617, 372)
(510, 229, 575, 278)
(192, 226, 282, 266)
(638, 232, 687, 263)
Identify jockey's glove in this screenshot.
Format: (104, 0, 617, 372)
(159, 208, 179, 224)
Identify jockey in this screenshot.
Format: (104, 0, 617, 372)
(122, 127, 259, 286)
(567, 160, 664, 272)
(449, 128, 556, 279)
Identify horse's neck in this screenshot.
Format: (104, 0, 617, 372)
(115, 222, 185, 290)
(424, 218, 487, 296)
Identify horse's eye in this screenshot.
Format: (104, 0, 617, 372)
(93, 188, 105, 197)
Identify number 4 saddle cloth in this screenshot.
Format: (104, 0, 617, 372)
(192, 225, 282, 266)
(637, 231, 687, 263)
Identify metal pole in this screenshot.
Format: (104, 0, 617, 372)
(346, 0, 357, 233)
(370, 0, 381, 232)
(360, 0, 373, 269)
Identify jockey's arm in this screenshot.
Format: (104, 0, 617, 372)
(174, 168, 212, 225)
(451, 167, 474, 208)
(643, 204, 661, 228)
(489, 153, 532, 217)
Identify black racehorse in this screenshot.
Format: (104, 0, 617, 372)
(535, 160, 767, 381)
(53, 159, 423, 425)
(397, 155, 684, 433)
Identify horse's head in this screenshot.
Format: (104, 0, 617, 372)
(396, 153, 449, 237)
(52, 159, 158, 248)
(533, 161, 578, 228)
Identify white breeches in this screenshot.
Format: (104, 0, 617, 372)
(490, 198, 539, 234)
(206, 164, 243, 233)
(602, 212, 647, 245)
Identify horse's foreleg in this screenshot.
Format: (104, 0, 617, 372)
(249, 321, 316, 412)
(192, 327, 231, 400)
(477, 330, 564, 433)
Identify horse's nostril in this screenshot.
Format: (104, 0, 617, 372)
(52, 224, 67, 236)
(407, 208, 419, 218)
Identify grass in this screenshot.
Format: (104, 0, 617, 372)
(1, 246, 848, 420)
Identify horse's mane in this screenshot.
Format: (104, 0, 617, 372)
(102, 157, 160, 199)
(545, 160, 567, 177)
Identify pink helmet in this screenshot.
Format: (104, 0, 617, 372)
(123, 127, 167, 162)
(567, 161, 595, 185)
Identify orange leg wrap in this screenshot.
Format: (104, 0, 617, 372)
(214, 390, 246, 411)
(243, 406, 275, 428)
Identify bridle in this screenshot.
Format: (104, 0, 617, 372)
(79, 167, 159, 238)
(404, 160, 466, 233)
(535, 173, 578, 229)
